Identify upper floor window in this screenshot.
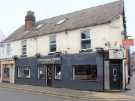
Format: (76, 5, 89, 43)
(49, 35, 56, 52)
(21, 40, 27, 57)
(81, 31, 91, 49)
(6, 43, 11, 56)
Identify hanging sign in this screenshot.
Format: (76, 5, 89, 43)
(123, 38, 134, 48)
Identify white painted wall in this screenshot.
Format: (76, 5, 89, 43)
(0, 16, 125, 58)
(9, 65, 15, 83)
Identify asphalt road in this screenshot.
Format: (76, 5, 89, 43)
(0, 72, 135, 101)
(0, 87, 134, 101)
(0, 87, 105, 101)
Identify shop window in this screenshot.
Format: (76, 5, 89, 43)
(38, 65, 46, 80)
(73, 65, 97, 80)
(18, 66, 30, 78)
(55, 65, 61, 79)
(21, 40, 27, 57)
(49, 35, 56, 52)
(81, 31, 91, 49)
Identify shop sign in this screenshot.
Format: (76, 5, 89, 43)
(109, 49, 124, 59)
(38, 57, 61, 64)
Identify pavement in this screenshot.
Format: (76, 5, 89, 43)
(122, 72, 135, 97)
(0, 82, 135, 101)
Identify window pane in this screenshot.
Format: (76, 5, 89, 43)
(50, 35, 56, 52)
(38, 66, 46, 80)
(22, 40, 27, 46)
(55, 65, 61, 79)
(24, 69, 30, 78)
(50, 35, 56, 43)
(73, 65, 97, 80)
(81, 31, 90, 39)
(18, 67, 23, 78)
(81, 40, 91, 49)
(50, 44, 56, 52)
(81, 31, 91, 49)
(17, 67, 30, 78)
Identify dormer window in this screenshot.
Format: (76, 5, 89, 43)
(81, 31, 91, 49)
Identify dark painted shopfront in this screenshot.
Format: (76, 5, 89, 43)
(15, 52, 104, 91)
(15, 51, 123, 91)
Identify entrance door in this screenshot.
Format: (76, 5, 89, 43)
(47, 65, 54, 86)
(110, 61, 122, 90)
(3, 67, 10, 82)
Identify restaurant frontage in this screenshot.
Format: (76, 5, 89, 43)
(15, 50, 126, 91)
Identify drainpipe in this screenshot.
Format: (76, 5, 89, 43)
(103, 50, 105, 91)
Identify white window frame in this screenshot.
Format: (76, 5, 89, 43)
(81, 30, 91, 49)
(49, 35, 56, 52)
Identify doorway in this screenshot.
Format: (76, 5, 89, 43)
(110, 60, 122, 90)
(3, 67, 10, 82)
(46, 65, 55, 86)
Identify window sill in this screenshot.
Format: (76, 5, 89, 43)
(17, 77, 31, 79)
(48, 52, 56, 55)
(81, 48, 92, 51)
(73, 79, 97, 82)
(54, 79, 62, 81)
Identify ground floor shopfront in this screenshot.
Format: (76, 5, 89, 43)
(0, 59, 15, 83)
(14, 50, 128, 91)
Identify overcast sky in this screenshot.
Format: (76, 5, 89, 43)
(0, 0, 134, 51)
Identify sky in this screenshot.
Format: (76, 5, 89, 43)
(0, 0, 134, 52)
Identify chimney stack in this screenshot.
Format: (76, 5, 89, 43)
(25, 11, 35, 31)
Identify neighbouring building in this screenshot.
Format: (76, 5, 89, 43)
(0, 0, 130, 91)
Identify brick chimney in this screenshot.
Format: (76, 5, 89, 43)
(25, 11, 35, 31)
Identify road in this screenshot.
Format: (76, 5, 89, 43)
(0, 87, 105, 101)
(0, 72, 134, 101)
(0, 87, 135, 101)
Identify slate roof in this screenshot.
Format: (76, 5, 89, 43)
(4, 0, 124, 42)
